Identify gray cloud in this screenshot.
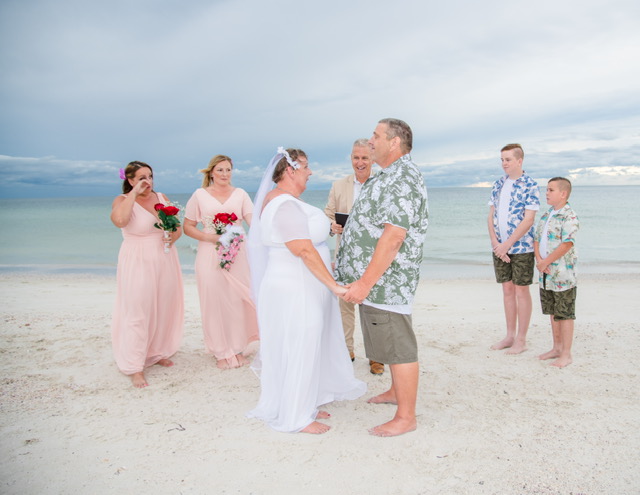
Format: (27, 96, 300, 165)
(1, 0, 639, 197)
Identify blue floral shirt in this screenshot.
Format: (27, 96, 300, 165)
(534, 203, 580, 291)
(489, 173, 540, 254)
(336, 154, 429, 305)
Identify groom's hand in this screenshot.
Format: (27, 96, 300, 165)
(342, 279, 371, 304)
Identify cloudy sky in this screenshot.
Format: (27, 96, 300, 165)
(1, 0, 639, 198)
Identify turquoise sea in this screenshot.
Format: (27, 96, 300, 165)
(1, 186, 639, 279)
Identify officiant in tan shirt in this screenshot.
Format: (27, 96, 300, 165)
(324, 139, 384, 375)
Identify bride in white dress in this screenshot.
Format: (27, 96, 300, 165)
(247, 148, 366, 434)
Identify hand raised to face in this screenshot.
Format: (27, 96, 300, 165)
(130, 167, 153, 197)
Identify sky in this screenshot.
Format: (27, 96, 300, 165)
(1, 0, 639, 198)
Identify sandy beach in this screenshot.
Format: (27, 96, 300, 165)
(1, 272, 638, 494)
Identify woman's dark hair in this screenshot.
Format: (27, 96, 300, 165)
(122, 161, 153, 193)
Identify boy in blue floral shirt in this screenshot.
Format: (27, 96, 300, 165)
(488, 144, 540, 354)
(534, 177, 580, 368)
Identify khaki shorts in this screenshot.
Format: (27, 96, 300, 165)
(540, 286, 577, 320)
(359, 304, 417, 364)
(493, 252, 535, 286)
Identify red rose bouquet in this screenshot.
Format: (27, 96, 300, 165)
(154, 203, 182, 253)
(209, 212, 238, 234)
(203, 212, 243, 270)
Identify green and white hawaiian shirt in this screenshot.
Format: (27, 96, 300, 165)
(336, 154, 429, 305)
(534, 203, 580, 291)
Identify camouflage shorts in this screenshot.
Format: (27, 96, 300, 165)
(540, 286, 577, 320)
(492, 252, 534, 286)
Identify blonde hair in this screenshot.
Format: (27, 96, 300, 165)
(200, 155, 233, 187)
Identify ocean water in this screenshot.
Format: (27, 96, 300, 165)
(1, 186, 639, 278)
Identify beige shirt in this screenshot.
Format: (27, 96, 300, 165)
(324, 174, 357, 258)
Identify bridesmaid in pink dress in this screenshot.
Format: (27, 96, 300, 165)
(110, 161, 184, 388)
(184, 155, 259, 369)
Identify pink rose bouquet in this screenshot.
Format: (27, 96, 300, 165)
(203, 212, 244, 270)
(216, 226, 245, 270)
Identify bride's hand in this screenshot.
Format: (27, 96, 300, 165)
(332, 284, 347, 297)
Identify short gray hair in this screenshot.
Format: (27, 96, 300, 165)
(352, 138, 369, 148)
(379, 118, 412, 154)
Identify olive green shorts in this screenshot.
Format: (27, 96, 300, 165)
(540, 286, 577, 320)
(492, 252, 535, 286)
(359, 304, 418, 364)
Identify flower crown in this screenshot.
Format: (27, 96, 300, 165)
(277, 146, 300, 170)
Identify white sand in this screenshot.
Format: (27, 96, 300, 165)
(1, 272, 638, 494)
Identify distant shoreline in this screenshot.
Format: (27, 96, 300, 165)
(6, 183, 640, 201)
(2, 261, 638, 279)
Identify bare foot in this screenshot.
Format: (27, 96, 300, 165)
(368, 418, 417, 437)
(367, 391, 397, 405)
(216, 358, 231, 370)
(131, 372, 148, 388)
(538, 349, 561, 360)
(235, 354, 248, 367)
(301, 421, 331, 434)
(490, 337, 514, 350)
(316, 410, 331, 419)
(157, 358, 174, 367)
(222, 354, 249, 369)
(551, 356, 572, 368)
(505, 341, 527, 355)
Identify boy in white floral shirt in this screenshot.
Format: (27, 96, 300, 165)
(534, 177, 580, 368)
(488, 143, 540, 354)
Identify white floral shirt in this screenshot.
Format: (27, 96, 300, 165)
(336, 154, 429, 305)
(489, 173, 540, 254)
(534, 203, 580, 291)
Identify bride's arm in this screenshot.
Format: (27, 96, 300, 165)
(275, 200, 345, 296)
(285, 239, 346, 297)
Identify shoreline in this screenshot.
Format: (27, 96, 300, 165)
(1, 272, 638, 494)
(2, 261, 639, 279)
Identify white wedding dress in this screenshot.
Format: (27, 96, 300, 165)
(247, 195, 366, 432)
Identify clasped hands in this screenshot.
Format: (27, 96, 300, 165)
(536, 257, 551, 274)
(332, 279, 370, 304)
(492, 242, 511, 263)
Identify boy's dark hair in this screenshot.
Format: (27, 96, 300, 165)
(548, 177, 572, 198)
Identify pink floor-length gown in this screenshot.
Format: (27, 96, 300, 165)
(185, 188, 259, 363)
(111, 193, 184, 375)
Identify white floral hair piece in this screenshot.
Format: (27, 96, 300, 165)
(277, 146, 299, 170)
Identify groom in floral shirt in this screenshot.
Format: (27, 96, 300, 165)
(336, 118, 428, 437)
